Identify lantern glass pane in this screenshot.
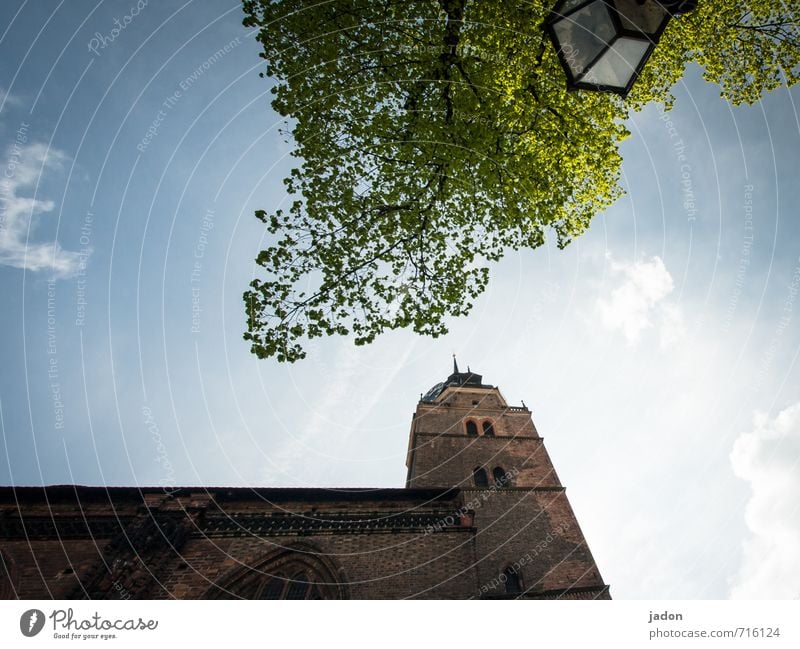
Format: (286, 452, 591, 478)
(551, 1, 618, 80)
(611, 0, 669, 38)
(581, 36, 649, 89)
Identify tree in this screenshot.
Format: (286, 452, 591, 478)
(241, 0, 799, 362)
(637, 0, 799, 106)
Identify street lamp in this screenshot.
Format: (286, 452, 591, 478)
(545, 0, 698, 97)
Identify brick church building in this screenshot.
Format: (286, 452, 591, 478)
(0, 363, 610, 599)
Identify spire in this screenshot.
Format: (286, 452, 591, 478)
(444, 357, 486, 388)
(420, 357, 489, 401)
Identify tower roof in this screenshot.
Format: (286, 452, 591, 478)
(420, 358, 494, 402)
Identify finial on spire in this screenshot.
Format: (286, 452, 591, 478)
(453, 354, 459, 374)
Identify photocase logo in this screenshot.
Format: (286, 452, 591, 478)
(20, 609, 45, 637)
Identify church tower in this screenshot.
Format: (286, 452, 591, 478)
(406, 361, 611, 598)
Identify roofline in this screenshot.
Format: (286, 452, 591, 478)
(0, 485, 462, 505)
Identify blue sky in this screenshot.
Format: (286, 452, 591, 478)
(1, 1, 799, 599)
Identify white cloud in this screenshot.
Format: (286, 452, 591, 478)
(729, 403, 800, 599)
(0, 141, 82, 277)
(596, 255, 684, 347)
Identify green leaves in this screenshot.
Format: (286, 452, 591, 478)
(631, 0, 799, 107)
(242, 0, 798, 362)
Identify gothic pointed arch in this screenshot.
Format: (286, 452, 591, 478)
(205, 541, 349, 600)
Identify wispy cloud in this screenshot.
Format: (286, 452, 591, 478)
(0, 141, 82, 277)
(0, 86, 24, 110)
(729, 403, 800, 599)
(596, 255, 685, 347)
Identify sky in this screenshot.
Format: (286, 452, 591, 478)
(1, 1, 799, 600)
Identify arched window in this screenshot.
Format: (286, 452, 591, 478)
(503, 566, 522, 595)
(289, 572, 315, 599)
(473, 467, 488, 488)
(208, 544, 348, 599)
(259, 577, 285, 599)
(482, 420, 495, 436)
(493, 466, 509, 487)
(465, 420, 478, 436)
(258, 570, 326, 600)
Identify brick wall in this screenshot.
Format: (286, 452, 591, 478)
(0, 487, 484, 600)
(163, 528, 476, 599)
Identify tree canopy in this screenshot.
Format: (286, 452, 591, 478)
(241, 0, 799, 362)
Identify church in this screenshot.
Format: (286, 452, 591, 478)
(0, 363, 610, 599)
